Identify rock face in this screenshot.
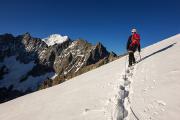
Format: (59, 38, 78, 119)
(0, 33, 118, 103)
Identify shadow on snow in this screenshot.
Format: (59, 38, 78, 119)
(140, 42, 176, 62)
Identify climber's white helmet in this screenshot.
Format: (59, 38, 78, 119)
(131, 28, 137, 33)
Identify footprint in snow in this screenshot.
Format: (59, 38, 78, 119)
(156, 100, 166, 106)
(153, 112, 159, 115)
(83, 108, 90, 115)
(127, 72, 133, 77)
(143, 87, 148, 92)
(120, 85, 125, 90)
(124, 80, 131, 86)
(84, 108, 90, 112)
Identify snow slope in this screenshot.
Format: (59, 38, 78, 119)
(42, 34, 69, 46)
(0, 34, 180, 120)
(128, 34, 180, 120)
(0, 56, 126, 120)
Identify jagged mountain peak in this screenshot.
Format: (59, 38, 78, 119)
(95, 42, 106, 50)
(23, 32, 31, 36)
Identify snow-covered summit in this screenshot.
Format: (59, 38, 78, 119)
(42, 34, 69, 46)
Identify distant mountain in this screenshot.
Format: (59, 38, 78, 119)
(0, 33, 119, 103)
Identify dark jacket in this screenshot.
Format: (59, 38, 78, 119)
(127, 35, 141, 52)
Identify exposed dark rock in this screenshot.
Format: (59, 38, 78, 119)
(85, 42, 109, 65)
(0, 65, 9, 80)
(0, 86, 32, 103)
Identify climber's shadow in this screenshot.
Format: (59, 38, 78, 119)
(139, 42, 176, 62)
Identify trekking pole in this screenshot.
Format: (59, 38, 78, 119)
(123, 53, 128, 80)
(139, 52, 141, 61)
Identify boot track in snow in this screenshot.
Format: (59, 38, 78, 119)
(115, 55, 140, 120)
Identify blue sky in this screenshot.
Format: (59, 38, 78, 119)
(0, 0, 179, 54)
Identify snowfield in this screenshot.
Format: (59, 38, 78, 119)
(0, 34, 180, 120)
(0, 56, 56, 92)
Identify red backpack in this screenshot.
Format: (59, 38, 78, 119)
(130, 33, 140, 47)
